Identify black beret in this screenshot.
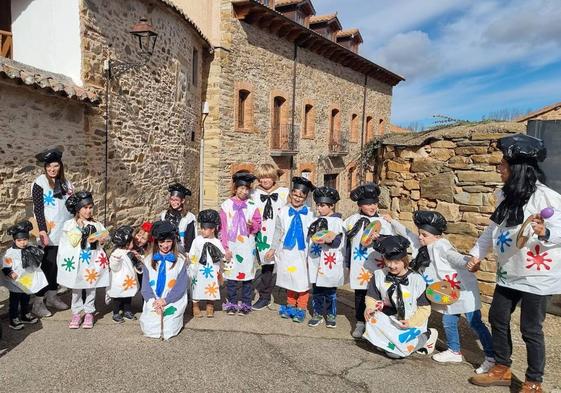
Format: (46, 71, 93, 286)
(198, 209, 220, 229)
(36, 147, 63, 164)
(292, 176, 315, 194)
(168, 183, 191, 198)
(7, 220, 34, 239)
(373, 235, 410, 260)
(111, 225, 134, 247)
(232, 172, 257, 187)
(65, 191, 94, 215)
(350, 183, 381, 205)
(413, 210, 447, 235)
(313, 186, 340, 204)
(497, 134, 546, 163)
(151, 220, 177, 241)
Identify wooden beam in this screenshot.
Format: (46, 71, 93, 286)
(245, 9, 267, 24)
(296, 34, 314, 47)
(277, 24, 294, 38)
(232, 3, 253, 20)
(287, 29, 307, 42)
(269, 18, 285, 34)
(257, 14, 276, 29)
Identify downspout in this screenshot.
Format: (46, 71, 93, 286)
(359, 73, 367, 184)
(290, 42, 298, 179)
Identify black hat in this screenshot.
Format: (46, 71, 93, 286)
(111, 225, 134, 247)
(292, 176, 315, 194)
(7, 220, 33, 240)
(313, 186, 340, 204)
(232, 171, 257, 187)
(168, 183, 191, 198)
(198, 209, 221, 229)
(413, 211, 447, 235)
(36, 147, 63, 164)
(350, 183, 381, 205)
(65, 191, 94, 215)
(151, 220, 177, 241)
(497, 134, 546, 164)
(373, 235, 410, 260)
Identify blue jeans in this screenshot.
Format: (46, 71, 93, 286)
(226, 280, 253, 306)
(311, 284, 336, 316)
(442, 310, 494, 357)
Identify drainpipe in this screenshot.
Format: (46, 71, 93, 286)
(199, 102, 209, 211)
(359, 73, 367, 184)
(290, 42, 298, 179)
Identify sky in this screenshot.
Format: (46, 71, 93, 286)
(314, 0, 561, 129)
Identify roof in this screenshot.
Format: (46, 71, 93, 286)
(232, 0, 404, 86)
(386, 123, 410, 134)
(377, 121, 525, 147)
(336, 28, 363, 43)
(275, 0, 316, 14)
(516, 100, 561, 122)
(159, 0, 211, 47)
(309, 13, 337, 24)
(0, 57, 100, 105)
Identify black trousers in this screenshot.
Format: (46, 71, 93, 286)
(254, 264, 275, 302)
(37, 246, 59, 296)
(489, 285, 550, 382)
(112, 297, 132, 315)
(355, 289, 367, 322)
(9, 292, 31, 319)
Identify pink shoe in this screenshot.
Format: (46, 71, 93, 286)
(82, 313, 94, 329)
(69, 314, 82, 329)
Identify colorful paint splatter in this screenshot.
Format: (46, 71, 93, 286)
(310, 243, 322, 257)
(496, 231, 513, 253)
(84, 268, 99, 284)
(62, 256, 76, 272)
(422, 274, 434, 285)
(444, 273, 461, 290)
(323, 252, 336, 269)
(398, 328, 421, 343)
(353, 245, 368, 261)
(79, 249, 92, 264)
(43, 191, 56, 206)
(205, 282, 219, 298)
(526, 245, 552, 271)
(122, 275, 136, 290)
(96, 252, 109, 269)
(357, 267, 373, 286)
(255, 232, 270, 252)
(200, 265, 214, 279)
(496, 266, 507, 284)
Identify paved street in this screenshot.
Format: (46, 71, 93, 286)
(3, 288, 553, 393)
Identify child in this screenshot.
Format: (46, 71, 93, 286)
(2, 220, 46, 329)
(160, 183, 196, 254)
(189, 209, 226, 318)
(307, 186, 345, 328)
(268, 176, 315, 323)
(133, 222, 153, 257)
(108, 225, 139, 323)
(363, 235, 438, 358)
(220, 171, 262, 315)
(57, 191, 109, 329)
(345, 183, 394, 338)
(250, 164, 289, 310)
(388, 210, 495, 373)
(139, 221, 188, 340)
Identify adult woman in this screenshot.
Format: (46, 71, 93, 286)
(468, 134, 561, 393)
(31, 147, 73, 317)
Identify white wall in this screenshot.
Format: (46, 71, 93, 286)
(11, 0, 82, 85)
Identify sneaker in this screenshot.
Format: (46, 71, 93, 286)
(292, 308, 306, 323)
(20, 313, 38, 324)
(224, 302, 237, 315)
(325, 314, 337, 328)
(417, 328, 438, 355)
(352, 322, 366, 339)
(46, 295, 69, 311)
(69, 314, 82, 329)
(9, 318, 24, 330)
(308, 314, 324, 327)
(238, 304, 251, 316)
(123, 311, 137, 321)
(112, 313, 124, 324)
(279, 304, 294, 319)
(432, 349, 463, 363)
(82, 313, 94, 329)
(252, 298, 271, 311)
(475, 357, 496, 374)
(32, 299, 52, 318)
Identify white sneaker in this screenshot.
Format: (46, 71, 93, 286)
(45, 295, 69, 311)
(352, 322, 366, 338)
(475, 357, 496, 374)
(432, 349, 463, 363)
(417, 328, 438, 355)
(32, 298, 52, 318)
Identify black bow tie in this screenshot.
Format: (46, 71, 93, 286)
(199, 242, 224, 266)
(385, 273, 409, 320)
(260, 193, 279, 220)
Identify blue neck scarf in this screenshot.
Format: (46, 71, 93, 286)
(153, 252, 177, 298)
(283, 206, 308, 251)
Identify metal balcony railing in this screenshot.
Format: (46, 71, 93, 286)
(328, 134, 349, 155)
(0, 30, 13, 59)
(270, 124, 299, 155)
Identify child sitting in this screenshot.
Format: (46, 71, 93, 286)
(363, 235, 438, 358)
(307, 186, 345, 328)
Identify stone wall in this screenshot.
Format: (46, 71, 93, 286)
(201, 0, 393, 214)
(374, 122, 526, 304)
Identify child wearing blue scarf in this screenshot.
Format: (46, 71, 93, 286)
(139, 221, 188, 340)
(268, 176, 315, 323)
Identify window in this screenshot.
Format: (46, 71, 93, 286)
(350, 113, 359, 142)
(347, 165, 359, 192)
(192, 48, 198, 86)
(365, 116, 373, 141)
(302, 103, 315, 138)
(271, 96, 287, 149)
(238, 90, 250, 129)
(378, 118, 385, 135)
(329, 108, 341, 147)
(324, 174, 338, 190)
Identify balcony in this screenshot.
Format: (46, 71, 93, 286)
(271, 124, 299, 156)
(0, 30, 12, 59)
(328, 135, 349, 156)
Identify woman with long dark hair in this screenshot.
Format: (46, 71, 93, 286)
(469, 134, 561, 393)
(31, 148, 73, 317)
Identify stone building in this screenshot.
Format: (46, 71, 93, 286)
(176, 0, 403, 214)
(516, 100, 561, 123)
(0, 0, 210, 242)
